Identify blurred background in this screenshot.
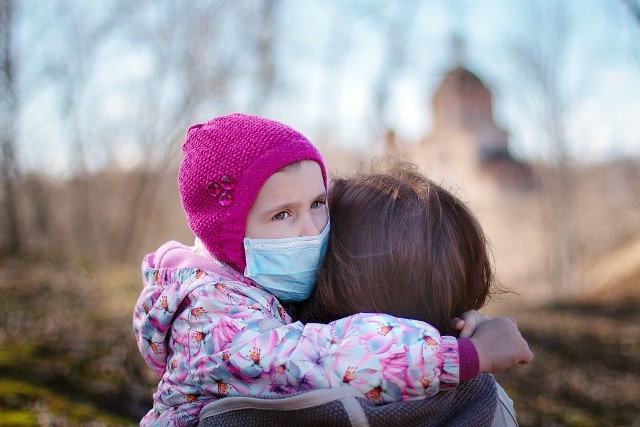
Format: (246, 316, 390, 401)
(0, 0, 639, 425)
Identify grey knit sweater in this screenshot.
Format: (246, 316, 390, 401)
(199, 373, 499, 427)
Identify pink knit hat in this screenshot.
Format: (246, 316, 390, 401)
(178, 113, 327, 273)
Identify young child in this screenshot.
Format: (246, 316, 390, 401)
(133, 114, 532, 425)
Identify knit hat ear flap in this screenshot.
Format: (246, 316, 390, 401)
(178, 113, 327, 273)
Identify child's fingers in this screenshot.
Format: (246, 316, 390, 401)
(518, 338, 534, 364)
(458, 320, 476, 338)
(458, 310, 489, 338)
(451, 318, 465, 331)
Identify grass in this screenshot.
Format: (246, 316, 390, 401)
(0, 253, 152, 425)
(0, 378, 134, 426)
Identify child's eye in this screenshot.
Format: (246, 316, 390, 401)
(311, 199, 327, 209)
(272, 211, 290, 221)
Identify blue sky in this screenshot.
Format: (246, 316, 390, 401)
(13, 0, 640, 175)
(276, 0, 640, 161)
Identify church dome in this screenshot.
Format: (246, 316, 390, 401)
(431, 66, 495, 131)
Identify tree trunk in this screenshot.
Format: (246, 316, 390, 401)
(0, 0, 21, 255)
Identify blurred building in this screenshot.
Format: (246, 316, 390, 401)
(387, 65, 533, 201)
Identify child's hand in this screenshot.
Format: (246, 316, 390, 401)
(451, 310, 489, 338)
(469, 316, 534, 373)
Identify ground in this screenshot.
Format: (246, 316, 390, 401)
(495, 299, 640, 426)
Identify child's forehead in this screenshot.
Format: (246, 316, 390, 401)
(278, 161, 303, 172)
(274, 160, 324, 182)
(255, 161, 326, 205)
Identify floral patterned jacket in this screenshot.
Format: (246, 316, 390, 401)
(133, 241, 466, 426)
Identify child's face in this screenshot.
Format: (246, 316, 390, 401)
(245, 160, 328, 240)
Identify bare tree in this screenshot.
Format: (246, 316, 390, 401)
(0, 1, 275, 262)
(56, 3, 123, 258)
(5, 1, 287, 262)
(316, 2, 421, 147)
(506, 2, 580, 299)
(111, 0, 283, 261)
(0, 0, 21, 255)
(370, 1, 421, 142)
(621, 0, 640, 66)
(621, 0, 640, 23)
(248, 0, 278, 112)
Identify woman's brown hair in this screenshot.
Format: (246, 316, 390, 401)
(295, 160, 496, 334)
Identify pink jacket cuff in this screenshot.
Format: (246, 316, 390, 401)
(457, 338, 480, 381)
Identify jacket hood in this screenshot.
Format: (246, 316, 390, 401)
(132, 241, 250, 377)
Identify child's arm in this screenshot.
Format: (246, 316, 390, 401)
(180, 282, 529, 402)
(135, 259, 531, 404)
(191, 306, 463, 401)
(193, 307, 531, 402)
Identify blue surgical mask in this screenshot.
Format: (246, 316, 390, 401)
(243, 221, 330, 302)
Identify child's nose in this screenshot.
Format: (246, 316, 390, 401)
(298, 215, 322, 237)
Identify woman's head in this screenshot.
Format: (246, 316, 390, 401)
(178, 113, 327, 272)
(297, 160, 495, 334)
